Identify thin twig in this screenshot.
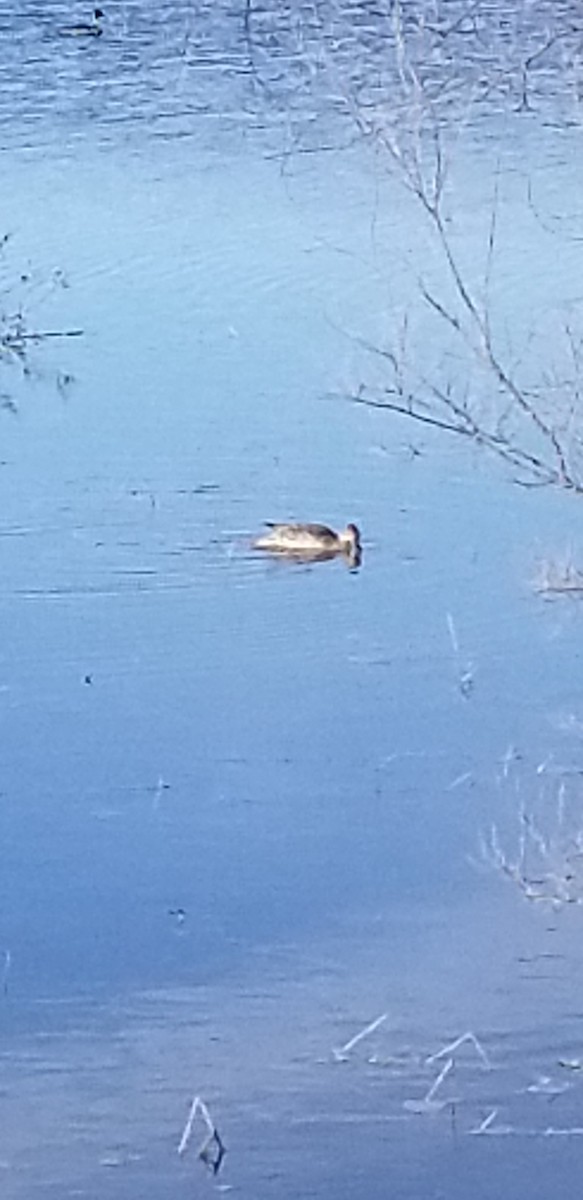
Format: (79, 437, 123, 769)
(332, 1012, 388, 1061)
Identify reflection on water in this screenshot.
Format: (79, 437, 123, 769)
(2, 0, 583, 1197)
(5, 895, 583, 1199)
(253, 520, 363, 569)
(1, 0, 582, 153)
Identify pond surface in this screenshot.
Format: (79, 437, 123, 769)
(3, 2, 583, 1197)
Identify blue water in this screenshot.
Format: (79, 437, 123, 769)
(2, 2, 583, 1197)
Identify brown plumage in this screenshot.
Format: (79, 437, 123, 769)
(254, 521, 362, 563)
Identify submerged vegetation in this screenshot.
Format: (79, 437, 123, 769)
(479, 773, 583, 909)
(0, 233, 81, 408)
(533, 554, 583, 596)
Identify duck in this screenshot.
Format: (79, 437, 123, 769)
(60, 8, 104, 36)
(254, 521, 362, 564)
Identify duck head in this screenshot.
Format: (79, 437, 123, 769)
(344, 523, 362, 553)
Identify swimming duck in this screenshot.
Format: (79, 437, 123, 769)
(254, 521, 362, 563)
(60, 8, 104, 36)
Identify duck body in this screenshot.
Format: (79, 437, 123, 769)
(254, 521, 362, 563)
(60, 8, 104, 36)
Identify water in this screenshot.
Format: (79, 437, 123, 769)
(2, 2, 583, 1196)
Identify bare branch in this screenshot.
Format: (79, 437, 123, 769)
(344, 20, 583, 493)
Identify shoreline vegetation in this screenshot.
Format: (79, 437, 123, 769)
(246, 0, 583, 493)
(341, 2, 583, 494)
